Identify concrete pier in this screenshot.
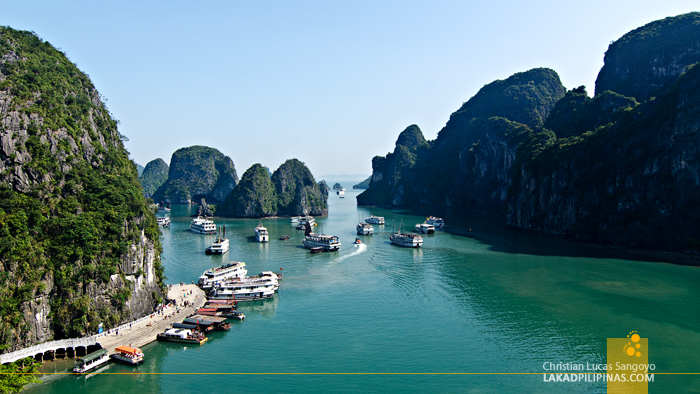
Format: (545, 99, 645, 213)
(97, 284, 206, 354)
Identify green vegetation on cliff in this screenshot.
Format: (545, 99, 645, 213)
(220, 163, 277, 217)
(271, 159, 328, 216)
(595, 12, 700, 101)
(0, 27, 163, 356)
(359, 69, 565, 208)
(139, 158, 169, 198)
(152, 146, 238, 203)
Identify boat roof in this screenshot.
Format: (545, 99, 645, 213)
(197, 308, 218, 312)
(183, 317, 215, 326)
(115, 345, 142, 355)
(189, 314, 227, 323)
(172, 323, 199, 330)
(78, 348, 108, 363)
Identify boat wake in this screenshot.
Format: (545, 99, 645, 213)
(331, 243, 367, 264)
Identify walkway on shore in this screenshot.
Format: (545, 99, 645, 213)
(97, 284, 206, 353)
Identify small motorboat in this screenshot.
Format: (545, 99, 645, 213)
(279, 235, 290, 240)
(354, 238, 362, 245)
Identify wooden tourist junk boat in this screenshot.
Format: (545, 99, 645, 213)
(190, 216, 216, 234)
(356, 222, 374, 235)
(425, 216, 445, 229)
(390, 221, 423, 248)
(156, 328, 208, 345)
(365, 215, 385, 225)
(72, 349, 109, 374)
(184, 315, 232, 331)
(110, 346, 144, 365)
(205, 226, 229, 255)
(414, 222, 435, 234)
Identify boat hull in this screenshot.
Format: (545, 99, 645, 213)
(156, 335, 208, 345)
(110, 354, 144, 365)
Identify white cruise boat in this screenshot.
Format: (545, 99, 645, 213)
(415, 222, 435, 234)
(157, 217, 171, 227)
(303, 233, 341, 251)
(207, 279, 278, 300)
(356, 222, 374, 235)
(255, 221, 269, 242)
(290, 216, 301, 223)
(391, 221, 423, 247)
(197, 262, 248, 288)
(425, 216, 445, 229)
(337, 188, 345, 195)
(206, 231, 229, 255)
(365, 215, 385, 225)
(191, 216, 216, 234)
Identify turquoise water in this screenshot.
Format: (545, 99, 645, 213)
(28, 190, 700, 393)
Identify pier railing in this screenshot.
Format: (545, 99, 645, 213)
(0, 337, 97, 364)
(0, 283, 195, 365)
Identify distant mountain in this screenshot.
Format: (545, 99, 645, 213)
(139, 158, 169, 198)
(218, 159, 328, 217)
(152, 146, 238, 204)
(353, 176, 371, 189)
(218, 163, 277, 217)
(358, 68, 565, 208)
(135, 162, 145, 177)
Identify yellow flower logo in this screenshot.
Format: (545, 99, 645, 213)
(624, 331, 642, 357)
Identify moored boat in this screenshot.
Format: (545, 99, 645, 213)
(391, 221, 423, 248)
(414, 222, 435, 234)
(197, 262, 248, 288)
(191, 216, 216, 234)
(356, 222, 374, 235)
(365, 215, 385, 225)
(205, 226, 229, 254)
(73, 349, 109, 374)
(255, 221, 269, 242)
(184, 315, 232, 331)
(157, 217, 171, 227)
(110, 346, 144, 365)
(425, 216, 445, 229)
(207, 279, 277, 300)
(303, 233, 341, 251)
(156, 328, 208, 344)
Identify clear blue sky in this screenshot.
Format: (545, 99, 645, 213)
(2, 1, 698, 179)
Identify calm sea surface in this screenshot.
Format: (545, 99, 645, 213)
(27, 190, 700, 393)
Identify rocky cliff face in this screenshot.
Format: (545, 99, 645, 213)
(502, 12, 700, 253)
(358, 69, 565, 211)
(506, 63, 700, 252)
(595, 12, 700, 102)
(152, 146, 238, 204)
(139, 158, 169, 198)
(271, 159, 328, 216)
(0, 28, 163, 351)
(219, 163, 278, 218)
